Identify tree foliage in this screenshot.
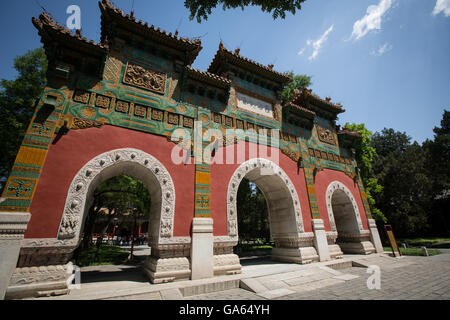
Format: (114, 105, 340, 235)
(236, 178, 270, 243)
(0, 48, 47, 190)
(185, 0, 307, 22)
(344, 123, 385, 223)
(281, 72, 311, 102)
(81, 175, 150, 249)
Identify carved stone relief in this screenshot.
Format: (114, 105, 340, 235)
(123, 62, 167, 94)
(316, 125, 337, 145)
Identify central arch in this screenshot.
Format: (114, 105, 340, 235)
(220, 158, 318, 267)
(56, 148, 191, 283)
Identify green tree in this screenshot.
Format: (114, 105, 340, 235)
(423, 110, 450, 235)
(372, 128, 411, 157)
(80, 175, 150, 249)
(236, 179, 270, 245)
(281, 72, 311, 102)
(344, 123, 385, 223)
(0, 48, 47, 190)
(185, 0, 307, 22)
(373, 142, 432, 236)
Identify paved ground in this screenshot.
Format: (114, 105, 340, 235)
(189, 250, 450, 300)
(28, 248, 450, 300)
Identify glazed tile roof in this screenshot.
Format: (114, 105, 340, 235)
(208, 42, 292, 84)
(284, 101, 316, 119)
(32, 13, 108, 54)
(99, 0, 202, 65)
(338, 128, 362, 138)
(291, 88, 345, 115)
(185, 65, 231, 88)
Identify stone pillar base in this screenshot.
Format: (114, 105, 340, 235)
(143, 256, 191, 284)
(338, 241, 376, 254)
(271, 247, 319, 264)
(0, 212, 30, 300)
(190, 218, 214, 280)
(312, 219, 331, 262)
(213, 254, 242, 275)
(5, 263, 71, 300)
(328, 244, 344, 259)
(368, 219, 384, 253)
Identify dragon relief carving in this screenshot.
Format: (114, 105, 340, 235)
(316, 125, 337, 145)
(71, 117, 104, 130)
(123, 62, 167, 94)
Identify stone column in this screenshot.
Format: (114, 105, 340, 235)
(190, 218, 214, 280)
(0, 212, 30, 300)
(368, 219, 383, 253)
(312, 218, 330, 262)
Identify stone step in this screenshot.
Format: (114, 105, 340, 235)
(179, 279, 240, 297)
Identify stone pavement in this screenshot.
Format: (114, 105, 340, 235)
(189, 250, 450, 300)
(24, 250, 450, 300)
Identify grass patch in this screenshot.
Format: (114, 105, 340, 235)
(383, 247, 441, 256)
(74, 245, 130, 267)
(396, 238, 450, 248)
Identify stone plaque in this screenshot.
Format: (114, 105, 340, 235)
(123, 62, 167, 94)
(236, 92, 273, 118)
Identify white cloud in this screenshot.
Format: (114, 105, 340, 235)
(306, 24, 334, 60)
(432, 0, 450, 16)
(349, 0, 393, 41)
(371, 42, 393, 56)
(297, 47, 305, 56)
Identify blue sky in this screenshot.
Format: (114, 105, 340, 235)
(0, 0, 449, 143)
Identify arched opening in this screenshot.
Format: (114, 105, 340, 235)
(326, 181, 375, 255)
(56, 148, 186, 284)
(235, 178, 271, 258)
(223, 158, 317, 269)
(331, 189, 361, 243)
(73, 174, 152, 271)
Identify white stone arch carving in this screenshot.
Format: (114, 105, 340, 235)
(57, 148, 177, 247)
(325, 181, 364, 233)
(226, 158, 304, 242)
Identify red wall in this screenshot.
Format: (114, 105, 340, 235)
(314, 169, 369, 232)
(210, 141, 312, 236)
(26, 125, 195, 239)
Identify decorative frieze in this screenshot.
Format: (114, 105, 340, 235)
(167, 112, 179, 125)
(182, 116, 194, 128)
(115, 100, 129, 113)
(95, 94, 110, 109)
(151, 109, 164, 121)
(123, 61, 167, 94)
(72, 90, 90, 104)
(134, 104, 147, 117)
(71, 117, 104, 130)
